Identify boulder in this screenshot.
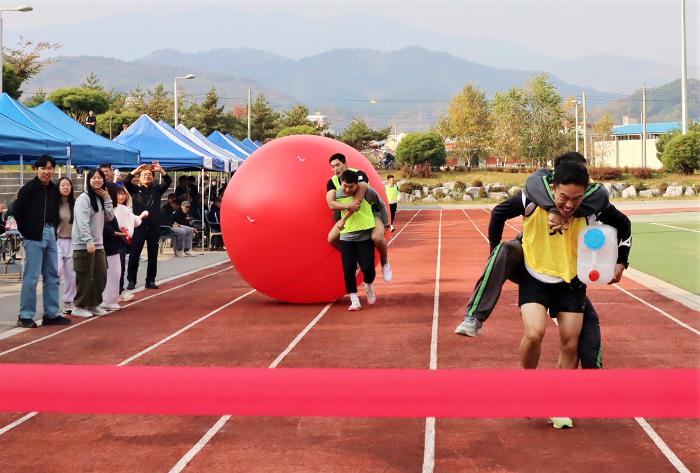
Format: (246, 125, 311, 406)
(487, 183, 508, 193)
(465, 186, 486, 200)
(413, 189, 422, 198)
(664, 186, 684, 197)
(621, 186, 637, 198)
(684, 186, 696, 196)
(423, 194, 437, 202)
(422, 186, 431, 195)
(462, 194, 473, 201)
(488, 192, 509, 200)
(449, 191, 463, 200)
(638, 190, 658, 198)
(507, 186, 522, 197)
(443, 181, 456, 191)
(431, 186, 449, 196)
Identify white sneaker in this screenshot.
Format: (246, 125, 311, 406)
(348, 293, 361, 311)
(100, 303, 121, 312)
(175, 250, 186, 257)
(185, 250, 198, 257)
(71, 307, 94, 318)
(139, 255, 147, 262)
(62, 302, 74, 315)
(365, 283, 376, 305)
(119, 292, 135, 302)
(88, 306, 108, 316)
(382, 263, 393, 282)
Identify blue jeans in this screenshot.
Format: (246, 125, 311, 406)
(20, 226, 60, 319)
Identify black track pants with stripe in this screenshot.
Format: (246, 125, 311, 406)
(464, 238, 603, 369)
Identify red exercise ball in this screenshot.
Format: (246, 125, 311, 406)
(220, 135, 390, 303)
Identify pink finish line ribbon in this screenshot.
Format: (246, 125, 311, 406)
(1, 365, 698, 418)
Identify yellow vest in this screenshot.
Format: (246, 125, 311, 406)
(331, 167, 360, 190)
(522, 207, 586, 283)
(385, 184, 399, 203)
(337, 195, 375, 234)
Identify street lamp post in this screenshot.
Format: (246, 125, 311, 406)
(0, 5, 33, 95)
(173, 74, 195, 127)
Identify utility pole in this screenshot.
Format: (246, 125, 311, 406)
(642, 83, 647, 167)
(681, 0, 688, 134)
(582, 91, 588, 161)
(572, 99, 580, 152)
(247, 88, 251, 140)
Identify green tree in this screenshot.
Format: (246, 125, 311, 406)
(491, 75, 569, 166)
(81, 72, 103, 90)
(96, 110, 140, 138)
(662, 132, 700, 175)
(435, 83, 491, 167)
(396, 132, 446, 167)
(249, 93, 281, 141)
(48, 87, 110, 122)
(124, 85, 148, 115)
(656, 122, 698, 161)
(279, 104, 315, 129)
(1, 64, 23, 99)
(146, 83, 174, 123)
(22, 88, 47, 107)
(593, 114, 615, 166)
(276, 125, 319, 138)
(338, 118, 390, 151)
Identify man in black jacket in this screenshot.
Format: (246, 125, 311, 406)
(123, 161, 172, 290)
(11, 156, 71, 328)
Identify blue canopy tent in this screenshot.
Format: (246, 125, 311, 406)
(30, 101, 139, 169)
(242, 138, 259, 151)
(254, 140, 263, 147)
(157, 121, 225, 172)
(0, 113, 71, 184)
(182, 126, 244, 170)
(207, 131, 249, 160)
(225, 134, 254, 157)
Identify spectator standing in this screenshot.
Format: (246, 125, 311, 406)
(113, 186, 146, 302)
(208, 196, 223, 250)
(124, 161, 172, 290)
(12, 156, 71, 328)
(56, 177, 77, 314)
(85, 111, 97, 132)
(0, 202, 6, 234)
(385, 174, 399, 232)
(71, 169, 114, 318)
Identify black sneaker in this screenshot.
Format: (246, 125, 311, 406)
(126, 282, 136, 290)
(16, 318, 38, 328)
(145, 282, 159, 290)
(42, 316, 72, 326)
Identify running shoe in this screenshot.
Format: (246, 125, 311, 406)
(42, 315, 72, 326)
(365, 283, 377, 304)
(88, 306, 108, 316)
(71, 307, 94, 318)
(382, 263, 393, 282)
(548, 417, 574, 429)
(348, 294, 361, 311)
(454, 316, 483, 337)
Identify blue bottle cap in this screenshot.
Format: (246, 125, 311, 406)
(583, 228, 605, 250)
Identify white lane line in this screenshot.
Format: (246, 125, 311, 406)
(117, 289, 256, 366)
(462, 209, 489, 242)
(422, 210, 442, 473)
(650, 223, 700, 234)
(612, 285, 700, 336)
(0, 284, 254, 437)
(635, 417, 691, 473)
(482, 208, 521, 233)
(0, 266, 233, 356)
(463, 209, 692, 473)
(170, 209, 425, 473)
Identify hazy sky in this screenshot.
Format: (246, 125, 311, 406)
(2, 0, 698, 67)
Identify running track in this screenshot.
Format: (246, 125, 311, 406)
(0, 209, 697, 472)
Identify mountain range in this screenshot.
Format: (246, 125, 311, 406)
(25, 46, 697, 132)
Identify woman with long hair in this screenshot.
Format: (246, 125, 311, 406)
(71, 168, 114, 318)
(56, 177, 77, 314)
(113, 186, 147, 301)
(100, 184, 127, 311)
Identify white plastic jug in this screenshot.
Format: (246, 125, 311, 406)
(577, 222, 618, 285)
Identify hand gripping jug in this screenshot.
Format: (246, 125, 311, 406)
(577, 222, 618, 285)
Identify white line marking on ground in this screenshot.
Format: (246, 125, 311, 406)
(422, 210, 442, 473)
(0, 278, 253, 437)
(462, 209, 489, 241)
(170, 210, 424, 472)
(0, 266, 233, 357)
(463, 209, 692, 472)
(612, 285, 700, 335)
(635, 417, 691, 473)
(482, 208, 521, 233)
(650, 222, 700, 234)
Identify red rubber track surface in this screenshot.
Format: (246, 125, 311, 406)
(0, 209, 697, 472)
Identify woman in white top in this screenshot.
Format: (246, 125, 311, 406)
(114, 186, 147, 301)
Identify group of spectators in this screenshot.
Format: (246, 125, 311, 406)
(3, 156, 214, 328)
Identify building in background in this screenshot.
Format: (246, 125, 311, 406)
(593, 121, 681, 169)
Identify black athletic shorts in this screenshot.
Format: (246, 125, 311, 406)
(518, 270, 587, 315)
